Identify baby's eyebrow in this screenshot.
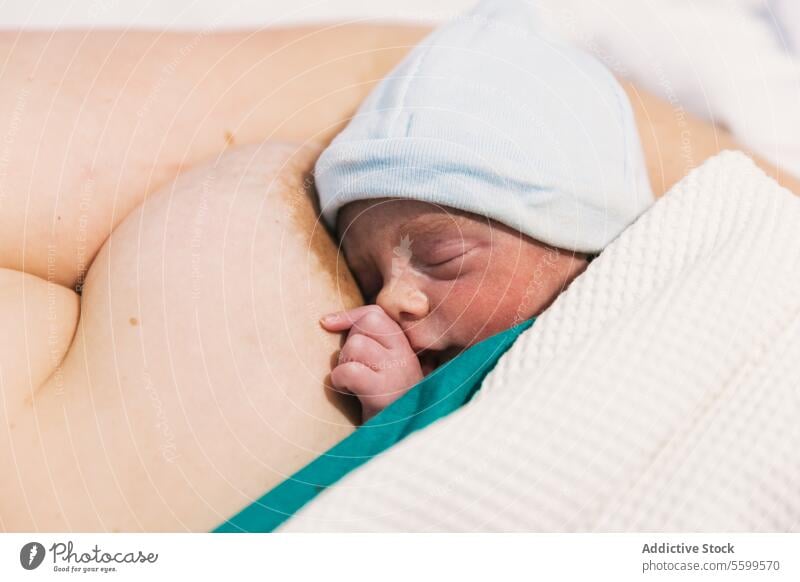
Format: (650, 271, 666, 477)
(400, 215, 464, 241)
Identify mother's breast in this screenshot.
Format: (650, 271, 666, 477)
(4, 143, 363, 531)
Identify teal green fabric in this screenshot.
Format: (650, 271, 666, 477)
(213, 317, 535, 533)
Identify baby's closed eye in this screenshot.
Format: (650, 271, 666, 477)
(417, 245, 479, 278)
(425, 249, 468, 266)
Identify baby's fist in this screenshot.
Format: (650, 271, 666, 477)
(321, 305, 423, 421)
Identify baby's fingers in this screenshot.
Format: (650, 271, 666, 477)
(319, 305, 387, 332)
(329, 361, 379, 397)
(338, 333, 386, 371)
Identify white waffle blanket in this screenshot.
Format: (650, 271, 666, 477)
(283, 151, 800, 532)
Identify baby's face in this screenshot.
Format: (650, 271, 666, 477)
(337, 199, 588, 373)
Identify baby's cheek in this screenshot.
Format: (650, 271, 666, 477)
(493, 250, 587, 320)
(441, 278, 525, 342)
(499, 259, 560, 318)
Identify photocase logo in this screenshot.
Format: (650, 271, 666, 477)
(389, 233, 414, 291)
(20, 542, 46, 570)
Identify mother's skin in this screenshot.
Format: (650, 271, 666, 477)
(1, 26, 797, 531)
(1, 142, 365, 531)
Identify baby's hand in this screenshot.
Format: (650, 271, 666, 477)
(320, 305, 423, 422)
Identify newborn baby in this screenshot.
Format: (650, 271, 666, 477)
(319, 200, 590, 420)
(315, 0, 653, 421)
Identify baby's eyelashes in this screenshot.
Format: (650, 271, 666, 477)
(412, 238, 476, 266)
(426, 251, 466, 267)
(419, 248, 477, 279)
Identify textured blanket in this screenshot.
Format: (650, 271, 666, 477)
(282, 151, 800, 532)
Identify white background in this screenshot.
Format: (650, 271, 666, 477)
(0, 0, 476, 28)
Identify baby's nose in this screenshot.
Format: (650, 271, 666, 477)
(376, 275, 429, 322)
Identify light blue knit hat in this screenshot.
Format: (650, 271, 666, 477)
(315, 0, 653, 253)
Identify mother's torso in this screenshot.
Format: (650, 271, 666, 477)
(0, 144, 362, 531)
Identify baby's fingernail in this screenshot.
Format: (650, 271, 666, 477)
(320, 313, 339, 324)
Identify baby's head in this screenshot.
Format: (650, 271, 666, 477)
(337, 198, 588, 371)
(315, 0, 653, 368)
